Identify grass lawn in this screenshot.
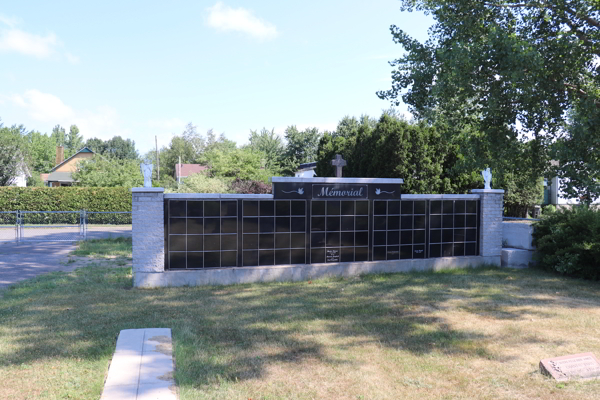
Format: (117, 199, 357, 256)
(1, 241, 600, 399)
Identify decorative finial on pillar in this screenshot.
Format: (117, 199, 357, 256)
(141, 163, 153, 188)
(482, 168, 492, 190)
(331, 154, 347, 178)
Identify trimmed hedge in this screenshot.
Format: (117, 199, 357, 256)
(533, 206, 600, 280)
(0, 187, 132, 212)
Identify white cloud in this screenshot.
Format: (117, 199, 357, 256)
(0, 29, 58, 58)
(207, 2, 278, 40)
(147, 118, 186, 131)
(10, 89, 128, 141)
(65, 52, 80, 64)
(0, 14, 20, 28)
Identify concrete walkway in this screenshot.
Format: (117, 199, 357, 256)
(101, 328, 178, 400)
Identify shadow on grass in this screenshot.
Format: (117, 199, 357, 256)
(0, 265, 598, 388)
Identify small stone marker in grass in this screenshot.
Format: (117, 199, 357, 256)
(540, 352, 600, 382)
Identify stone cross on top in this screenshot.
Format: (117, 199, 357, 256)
(331, 154, 346, 178)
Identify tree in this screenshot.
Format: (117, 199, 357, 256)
(247, 127, 285, 172)
(86, 136, 138, 160)
(25, 130, 57, 172)
(204, 146, 272, 183)
(378, 0, 599, 198)
(282, 126, 322, 175)
(0, 122, 27, 186)
(65, 125, 84, 157)
(175, 173, 230, 194)
(50, 125, 66, 147)
(72, 158, 143, 187)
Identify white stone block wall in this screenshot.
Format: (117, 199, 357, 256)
(472, 189, 505, 264)
(132, 188, 165, 277)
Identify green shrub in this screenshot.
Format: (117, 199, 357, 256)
(533, 206, 600, 279)
(0, 187, 132, 212)
(542, 204, 556, 215)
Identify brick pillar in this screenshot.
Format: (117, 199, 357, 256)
(471, 189, 504, 265)
(131, 188, 164, 286)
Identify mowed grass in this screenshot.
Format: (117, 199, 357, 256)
(71, 237, 132, 258)
(1, 246, 600, 399)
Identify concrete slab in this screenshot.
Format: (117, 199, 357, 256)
(501, 247, 535, 268)
(101, 328, 177, 400)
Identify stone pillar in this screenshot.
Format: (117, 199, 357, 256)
(131, 188, 165, 287)
(471, 189, 505, 265)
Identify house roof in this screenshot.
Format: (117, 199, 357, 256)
(50, 147, 95, 172)
(175, 164, 209, 178)
(47, 172, 75, 182)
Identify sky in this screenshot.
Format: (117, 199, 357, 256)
(0, 1, 434, 156)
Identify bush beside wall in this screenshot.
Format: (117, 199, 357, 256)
(533, 206, 600, 279)
(0, 187, 132, 212)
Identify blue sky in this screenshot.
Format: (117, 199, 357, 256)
(0, 1, 434, 155)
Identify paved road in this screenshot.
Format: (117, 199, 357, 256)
(0, 227, 131, 290)
(0, 241, 77, 289)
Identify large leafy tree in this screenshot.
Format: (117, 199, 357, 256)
(282, 126, 322, 175)
(72, 158, 143, 187)
(85, 136, 138, 160)
(247, 127, 285, 173)
(65, 125, 84, 157)
(378, 0, 600, 199)
(0, 122, 28, 186)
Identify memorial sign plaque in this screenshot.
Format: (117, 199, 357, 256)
(540, 352, 600, 382)
(313, 184, 368, 200)
(326, 249, 340, 262)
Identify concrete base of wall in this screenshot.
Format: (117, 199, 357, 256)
(501, 247, 535, 268)
(133, 256, 501, 288)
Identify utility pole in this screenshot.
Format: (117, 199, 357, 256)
(155, 136, 160, 182)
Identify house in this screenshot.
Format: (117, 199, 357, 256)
(295, 161, 317, 178)
(175, 163, 209, 184)
(44, 146, 95, 187)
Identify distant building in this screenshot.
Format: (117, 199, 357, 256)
(44, 146, 95, 187)
(9, 160, 31, 187)
(295, 161, 317, 178)
(175, 164, 209, 184)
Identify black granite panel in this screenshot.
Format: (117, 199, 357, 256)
(188, 218, 203, 234)
(187, 235, 203, 251)
(430, 215, 441, 229)
(401, 216, 413, 229)
(221, 218, 237, 233)
(466, 228, 477, 242)
(276, 217, 290, 232)
(374, 201, 387, 215)
(442, 243, 453, 257)
(355, 246, 368, 261)
(341, 201, 354, 215)
(402, 201, 414, 215)
(243, 217, 258, 233)
(243, 250, 259, 266)
(170, 201, 186, 217)
(454, 229, 465, 242)
(400, 245, 412, 259)
(222, 251, 237, 267)
(388, 201, 400, 215)
(221, 201, 237, 217)
(259, 250, 275, 265)
(169, 252, 186, 269)
(414, 201, 426, 214)
(430, 229, 441, 243)
(204, 235, 220, 251)
(311, 217, 325, 231)
(442, 229, 453, 243)
(442, 215, 454, 228)
(466, 215, 477, 228)
(431, 200, 442, 214)
(413, 244, 425, 258)
(244, 201, 258, 216)
(327, 216, 340, 231)
(465, 243, 477, 256)
(276, 201, 290, 216)
(275, 233, 290, 249)
(341, 247, 354, 262)
(204, 252, 220, 268)
(414, 216, 426, 229)
(356, 216, 369, 231)
(243, 234, 258, 249)
(326, 232, 340, 247)
(443, 201, 454, 214)
(291, 201, 306, 216)
(291, 233, 305, 248)
(374, 216, 386, 230)
(275, 249, 290, 265)
(187, 252, 203, 268)
(466, 200, 477, 214)
(170, 235, 186, 251)
(453, 243, 465, 257)
(341, 232, 354, 246)
(454, 215, 465, 228)
(204, 201, 220, 217)
(327, 201, 341, 215)
(259, 233, 274, 249)
(259, 217, 274, 233)
(374, 231, 386, 246)
(374, 246, 386, 260)
(187, 201, 203, 217)
(455, 200, 466, 213)
(401, 230, 413, 244)
(414, 230, 426, 244)
(170, 218, 186, 234)
(222, 235, 237, 251)
(260, 201, 274, 216)
(204, 218, 220, 234)
(311, 232, 325, 247)
(311, 248, 325, 263)
(387, 246, 400, 260)
(387, 230, 399, 245)
(312, 201, 325, 216)
(356, 201, 369, 215)
(341, 216, 354, 231)
(291, 217, 305, 232)
(291, 249, 305, 264)
(430, 244, 441, 258)
(388, 216, 400, 230)
(355, 231, 369, 246)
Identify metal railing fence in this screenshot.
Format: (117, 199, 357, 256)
(0, 211, 131, 242)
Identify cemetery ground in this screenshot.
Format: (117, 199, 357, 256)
(1, 240, 599, 399)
